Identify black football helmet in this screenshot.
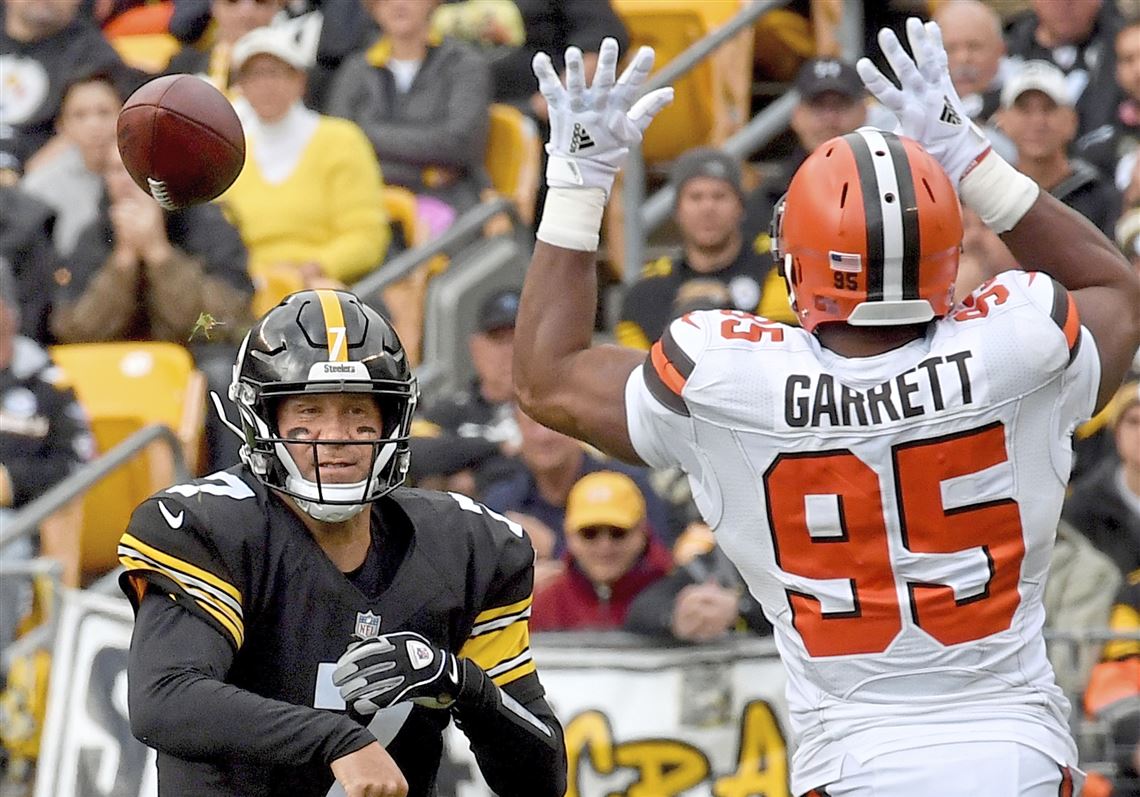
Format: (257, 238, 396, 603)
(230, 290, 417, 521)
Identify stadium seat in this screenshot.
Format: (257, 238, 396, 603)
(612, 0, 754, 163)
(104, 2, 179, 73)
(485, 103, 541, 225)
(384, 186, 430, 250)
(252, 265, 307, 318)
(48, 343, 206, 583)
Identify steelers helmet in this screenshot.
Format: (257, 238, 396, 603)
(772, 128, 962, 332)
(230, 290, 417, 522)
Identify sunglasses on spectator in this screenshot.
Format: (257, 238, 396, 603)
(576, 526, 634, 542)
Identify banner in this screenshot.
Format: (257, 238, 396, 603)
(34, 589, 791, 797)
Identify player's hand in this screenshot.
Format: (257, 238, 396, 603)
(532, 36, 673, 197)
(330, 741, 408, 797)
(333, 631, 465, 714)
(855, 18, 990, 185)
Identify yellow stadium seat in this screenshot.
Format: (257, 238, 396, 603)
(485, 103, 541, 225)
(384, 186, 430, 249)
(251, 265, 307, 318)
(108, 33, 181, 73)
(48, 343, 206, 583)
(613, 0, 754, 163)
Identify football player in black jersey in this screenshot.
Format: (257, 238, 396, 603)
(117, 289, 566, 797)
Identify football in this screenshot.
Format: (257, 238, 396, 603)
(116, 74, 245, 209)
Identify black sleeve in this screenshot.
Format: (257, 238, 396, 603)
(128, 589, 375, 767)
(452, 662, 567, 797)
(624, 570, 689, 638)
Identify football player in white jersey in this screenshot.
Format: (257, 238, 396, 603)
(513, 22, 1140, 797)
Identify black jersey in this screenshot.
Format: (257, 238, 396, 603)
(117, 467, 560, 796)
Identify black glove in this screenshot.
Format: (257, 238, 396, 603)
(333, 631, 469, 714)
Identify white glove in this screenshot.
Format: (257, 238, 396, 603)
(532, 36, 674, 198)
(856, 18, 991, 185)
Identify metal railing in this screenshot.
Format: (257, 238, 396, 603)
(351, 196, 523, 298)
(0, 423, 189, 552)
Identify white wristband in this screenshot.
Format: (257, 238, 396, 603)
(536, 187, 606, 252)
(958, 149, 1040, 234)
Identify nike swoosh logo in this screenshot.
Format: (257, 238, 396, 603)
(158, 500, 184, 529)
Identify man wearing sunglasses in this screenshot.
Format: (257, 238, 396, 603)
(529, 471, 672, 631)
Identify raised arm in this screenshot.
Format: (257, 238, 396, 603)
(858, 19, 1140, 411)
(512, 39, 673, 463)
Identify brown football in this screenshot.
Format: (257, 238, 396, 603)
(116, 74, 245, 209)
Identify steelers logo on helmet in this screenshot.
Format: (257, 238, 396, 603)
(777, 128, 962, 332)
(229, 290, 418, 522)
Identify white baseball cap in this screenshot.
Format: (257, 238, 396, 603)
(232, 13, 322, 74)
(1000, 60, 1071, 108)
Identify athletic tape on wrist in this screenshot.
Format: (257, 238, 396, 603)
(959, 150, 1039, 234)
(536, 187, 607, 252)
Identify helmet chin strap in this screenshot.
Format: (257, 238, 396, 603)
(291, 494, 367, 523)
(277, 440, 397, 523)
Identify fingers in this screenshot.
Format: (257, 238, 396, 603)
(612, 44, 656, 109)
(878, 26, 924, 97)
(905, 16, 937, 84)
(924, 20, 949, 73)
(856, 57, 904, 113)
(591, 36, 619, 108)
(531, 51, 563, 110)
(564, 46, 586, 111)
(628, 86, 673, 132)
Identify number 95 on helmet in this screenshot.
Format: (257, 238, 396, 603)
(229, 290, 418, 523)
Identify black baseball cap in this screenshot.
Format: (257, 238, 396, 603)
(477, 288, 521, 333)
(795, 58, 864, 101)
(670, 147, 743, 199)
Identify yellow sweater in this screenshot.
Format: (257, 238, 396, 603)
(221, 116, 390, 285)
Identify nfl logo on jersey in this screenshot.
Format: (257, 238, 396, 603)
(354, 611, 381, 640)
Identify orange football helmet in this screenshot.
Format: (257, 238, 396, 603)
(772, 129, 962, 332)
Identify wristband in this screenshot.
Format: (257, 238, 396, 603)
(958, 149, 1039, 234)
(536, 187, 606, 252)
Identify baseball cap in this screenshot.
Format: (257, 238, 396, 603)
(476, 288, 520, 333)
(670, 147, 743, 199)
(232, 19, 315, 73)
(564, 471, 646, 534)
(794, 58, 864, 102)
(1000, 60, 1070, 108)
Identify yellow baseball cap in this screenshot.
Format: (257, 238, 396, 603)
(564, 471, 646, 534)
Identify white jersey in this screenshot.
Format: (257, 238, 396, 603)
(624, 271, 1100, 794)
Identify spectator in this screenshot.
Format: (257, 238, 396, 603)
(617, 148, 793, 352)
(167, 0, 372, 109)
(998, 60, 1122, 237)
(530, 471, 672, 632)
(0, 0, 141, 173)
(327, 0, 491, 229)
(0, 185, 58, 343)
(220, 22, 389, 315)
(21, 72, 121, 257)
(1004, 0, 1123, 149)
(483, 407, 672, 556)
(409, 287, 522, 496)
(1082, 16, 1140, 197)
(741, 58, 867, 255)
(1043, 520, 1121, 698)
(625, 523, 771, 643)
(1064, 380, 1140, 578)
(49, 140, 253, 471)
(166, 0, 285, 91)
(932, 0, 1017, 162)
(0, 258, 93, 656)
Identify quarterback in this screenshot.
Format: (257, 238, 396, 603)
(514, 24, 1140, 797)
(118, 291, 566, 797)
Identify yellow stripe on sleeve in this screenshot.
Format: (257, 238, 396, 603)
(472, 596, 531, 626)
(120, 532, 242, 602)
(491, 659, 536, 687)
(460, 617, 529, 673)
(118, 554, 244, 648)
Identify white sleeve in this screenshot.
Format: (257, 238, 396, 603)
(622, 314, 710, 469)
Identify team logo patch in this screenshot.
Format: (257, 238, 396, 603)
(828, 250, 863, 273)
(354, 611, 382, 640)
(406, 640, 435, 670)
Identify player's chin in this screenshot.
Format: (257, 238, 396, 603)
(314, 464, 371, 484)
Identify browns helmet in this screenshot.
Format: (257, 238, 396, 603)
(772, 129, 962, 332)
(230, 289, 417, 522)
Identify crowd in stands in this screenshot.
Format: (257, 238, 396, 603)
(1, 0, 1139, 790)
